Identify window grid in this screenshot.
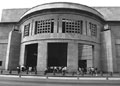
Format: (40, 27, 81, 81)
(89, 23, 97, 36)
(35, 19, 54, 34)
(24, 23, 30, 37)
(62, 19, 83, 34)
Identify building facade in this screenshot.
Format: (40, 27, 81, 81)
(0, 2, 120, 72)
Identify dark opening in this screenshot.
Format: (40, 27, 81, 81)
(25, 44, 38, 67)
(47, 43, 67, 67)
(62, 22, 65, 33)
(78, 60, 87, 71)
(51, 22, 54, 33)
(0, 61, 2, 66)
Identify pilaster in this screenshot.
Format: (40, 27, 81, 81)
(67, 42, 78, 72)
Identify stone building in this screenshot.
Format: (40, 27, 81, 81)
(0, 2, 120, 72)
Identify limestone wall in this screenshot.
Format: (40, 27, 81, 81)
(0, 23, 14, 70)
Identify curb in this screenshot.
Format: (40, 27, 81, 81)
(21, 76, 46, 79)
(79, 77, 106, 80)
(108, 78, 120, 80)
(48, 77, 77, 80)
(0, 75, 120, 80)
(0, 75, 19, 78)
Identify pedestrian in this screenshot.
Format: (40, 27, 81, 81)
(95, 68, 98, 76)
(17, 66, 20, 74)
(53, 66, 57, 75)
(34, 67, 37, 74)
(26, 66, 29, 74)
(78, 67, 82, 75)
(91, 67, 95, 76)
(81, 68, 84, 76)
(44, 67, 48, 75)
(62, 67, 67, 75)
(0, 70, 3, 74)
(9, 70, 12, 74)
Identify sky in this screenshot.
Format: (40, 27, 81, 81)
(0, 0, 120, 20)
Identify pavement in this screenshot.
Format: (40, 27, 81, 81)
(0, 74, 120, 80)
(0, 70, 120, 81)
(0, 73, 120, 86)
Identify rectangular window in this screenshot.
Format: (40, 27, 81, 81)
(24, 23, 30, 37)
(62, 22, 65, 33)
(62, 18, 83, 34)
(0, 61, 2, 66)
(89, 23, 97, 37)
(35, 19, 54, 34)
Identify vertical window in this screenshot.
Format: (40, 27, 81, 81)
(24, 23, 30, 37)
(0, 61, 2, 66)
(62, 18, 83, 34)
(35, 19, 54, 34)
(89, 23, 97, 37)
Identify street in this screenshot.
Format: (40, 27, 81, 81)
(0, 76, 120, 86)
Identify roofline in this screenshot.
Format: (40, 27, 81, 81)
(0, 22, 18, 24)
(20, 2, 104, 20)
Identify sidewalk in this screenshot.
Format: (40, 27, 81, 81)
(0, 74, 120, 80)
(0, 71, 120, 80)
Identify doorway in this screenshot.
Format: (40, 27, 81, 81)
(25, 43, 38, 67)
(78, 60, 87, 69)
(47, 43, 67, 67)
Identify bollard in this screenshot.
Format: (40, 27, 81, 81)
(53, 70, 55, 75)
(82, 72, 84, 76)
(9, 70, 12, 74)
(92, 72, 94, 76)
(95, 73, 98, 76)
(110, 72, 113, 77)
(46, 75, 48, 79)
(106, 76, 108, 80)
(35, 71, 37, 75)
(1, 70, 3, 74)
(26, 70, 29, 74)
(100, 71, 103, 76)
(77, 75, 79, 80)
(44, 71, 47, 75)
(62, 71, 65, 76)
(19, 72, 21, 78)
(72, 72, 75, 76)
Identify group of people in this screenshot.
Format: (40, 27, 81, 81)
(77, 67, 98, 76)
(17, 66, 37, 74)
(44, 66, 67, 75)
(16, 66, 98, 76)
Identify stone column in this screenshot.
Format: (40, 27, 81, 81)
(101, 25, 114, 72)
(83, 21, 87, 35)
(111, 30, 117, 72)
(104, 30, 113, 72)
(93, 44, 100, 70)
(58, 17, 62, 33)
(67, 42, 78, 72)
(19, 44, 26, 66)
(37, 42, 47, 72)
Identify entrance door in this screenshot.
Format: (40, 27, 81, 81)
(78, 60, 87, 71)
(25, 43, 38, 67)
(78, 44, 93, 72)
(47, 43, 67, 67)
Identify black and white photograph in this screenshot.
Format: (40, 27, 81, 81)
(0, 0, 120, 86)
